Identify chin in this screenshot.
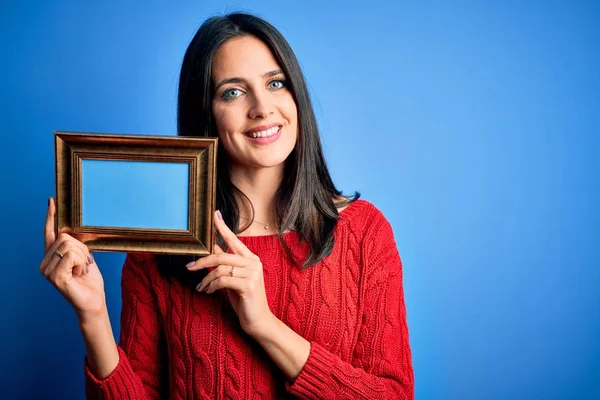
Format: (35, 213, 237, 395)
(256, 158, 288, 169)
(254, 151, 293, 168)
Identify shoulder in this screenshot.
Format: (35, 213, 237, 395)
(336, 199, 397, 251)
(342, 201, 403, 288)
(339, 199, 392, 232)
(333, 200, 403, 286)
(124, 252, 157, 271)
(122, 252, 160, 286)
(126, 252, 156, 265)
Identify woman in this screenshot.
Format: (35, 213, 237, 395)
(41, 12, 414, 399)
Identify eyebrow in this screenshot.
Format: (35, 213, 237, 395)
(214, 69, 284, 91)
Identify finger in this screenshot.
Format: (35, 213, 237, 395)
(41, 235, 75, 276)
(48, 247, 88, 289)
(68, 244, 92, 276)
(187, 252, 248, 271)
(196, 264, 248, 292)
(45, 240, 88, 278)
(71, 245, 87, 277)
(58, 242, 87, 277)
(41, 233, 90, 271)
(81, 252, 96, 276)
(213, 243, 224, 254)
(44, 197, 57, 253)
(86, 253, 95, 274)
(55, 232, 90, 257)
(64, 245, 88, 277)
(204, 275, 245, 294)
(45, 242, 87, 282)
(214, 210, 253, 257)
(42, 233, 70, 267)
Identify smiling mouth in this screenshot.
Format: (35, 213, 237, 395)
(245, 125, 281, 139)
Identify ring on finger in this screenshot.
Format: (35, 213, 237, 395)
(55, 249, 64, 259)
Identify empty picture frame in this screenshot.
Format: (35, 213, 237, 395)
(55, 131, 218, 255)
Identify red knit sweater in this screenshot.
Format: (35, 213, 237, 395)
(84, 200, 414, 399)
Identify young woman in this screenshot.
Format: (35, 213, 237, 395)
(41, 12, 414, 399)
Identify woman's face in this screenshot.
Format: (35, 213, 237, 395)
(211, 35, 298, 170)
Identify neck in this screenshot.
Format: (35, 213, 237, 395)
(228, 162, 284, 225)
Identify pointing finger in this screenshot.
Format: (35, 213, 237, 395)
(214, 210, 252, 257)
(44, 197, 57, 253)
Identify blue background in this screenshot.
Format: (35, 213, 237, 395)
(81, 159, 189, 229)
(1, 1, 598, 399)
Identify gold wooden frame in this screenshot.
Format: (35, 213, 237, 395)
(55, 131, 218, 255)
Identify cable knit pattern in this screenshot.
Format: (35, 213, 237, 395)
(83, 200, 413, 399)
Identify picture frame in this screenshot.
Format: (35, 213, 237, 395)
(54, 131, 218, 256)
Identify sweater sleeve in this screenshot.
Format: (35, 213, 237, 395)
(286, 206, 414, 399)
(84, 253, 168, 399)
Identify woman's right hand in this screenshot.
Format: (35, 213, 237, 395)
(40, 198, 107, 321)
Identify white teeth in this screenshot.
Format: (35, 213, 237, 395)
(249, 126, 280, 138)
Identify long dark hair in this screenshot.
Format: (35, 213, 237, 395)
(156, 12, 358, 285)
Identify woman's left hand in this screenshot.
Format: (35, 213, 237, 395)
(187, 210, 274, 337)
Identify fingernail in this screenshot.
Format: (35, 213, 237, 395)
(216, 210, 223, 221)
(87, 254, 94, 264)
(186, 261, 196, 269)
(195, 282, 202, 291)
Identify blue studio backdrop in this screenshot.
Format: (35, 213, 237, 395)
(1, 1, 599, 399)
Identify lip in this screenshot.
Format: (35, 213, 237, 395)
(244, 125, 282, 145)
(244, 123, 282, 135)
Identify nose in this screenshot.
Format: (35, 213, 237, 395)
(248, 89, 274, 119)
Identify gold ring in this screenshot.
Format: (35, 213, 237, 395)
(230, 266, 234, 277)
(55, 249, 64, 259)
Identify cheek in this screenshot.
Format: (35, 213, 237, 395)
(282, 96, 298, 127)
(289, 107, 299, 140)
(212, 103, 244, 136)
(212, 105, 226, 130)
(211, 106, 237, 155)
(212, 107, 237, 144)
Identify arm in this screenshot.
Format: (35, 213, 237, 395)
(284, 208, 414, 399)
(249, 315, 311, 381)
(79, 310, 119, 380)
(84, 253, 168, 399)
(190, 208, 413, 398)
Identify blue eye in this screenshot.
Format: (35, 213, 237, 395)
(268, 80, 286, 90)
(222, 88, 242, 100)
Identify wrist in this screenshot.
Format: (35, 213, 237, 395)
(247, 312, 279, 343)
(249, 313, 311, 381)
(77, 304, 109, 328)
(77, 306, 119, 379)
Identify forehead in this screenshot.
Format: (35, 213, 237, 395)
(211, 35, 281, 81)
